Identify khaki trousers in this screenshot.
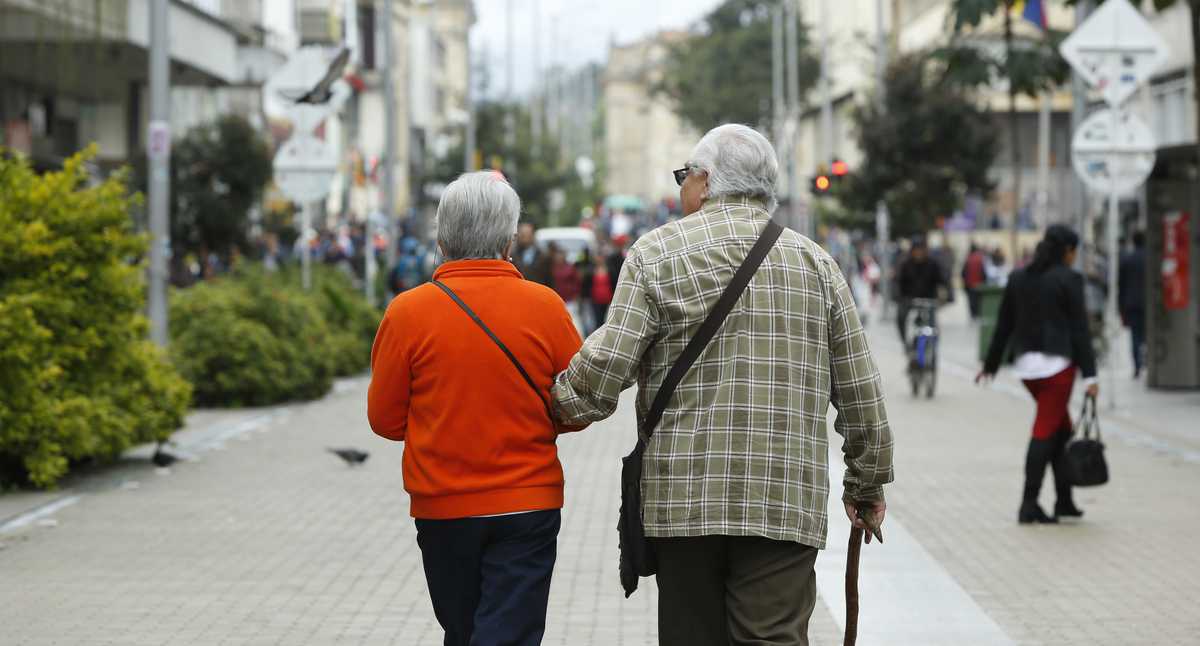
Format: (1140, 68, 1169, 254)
(652, 535, 818, 646)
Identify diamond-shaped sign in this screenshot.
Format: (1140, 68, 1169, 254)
(1060, 0, 1169, 108)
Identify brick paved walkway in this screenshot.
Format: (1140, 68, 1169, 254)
(2, 306, 1198, 645)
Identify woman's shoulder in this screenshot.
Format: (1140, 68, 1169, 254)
(514, 278, 570, 306)
(1044, 264, 1083, 285)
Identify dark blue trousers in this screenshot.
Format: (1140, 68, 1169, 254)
(415, 509, 560, 646)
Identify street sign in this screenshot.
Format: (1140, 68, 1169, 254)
(1071, 109, 1156, 196)
(147, 120, 170, 160)
(1060, 0, 1169, 108)
(267, 46, 352, 205)
(274, 135, 338, 204)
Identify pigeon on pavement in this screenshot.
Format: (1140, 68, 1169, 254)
(328, 448, 369, 466)
(152, 443, 179, 468)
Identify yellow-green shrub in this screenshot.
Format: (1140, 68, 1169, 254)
(0, 148, 192, 488)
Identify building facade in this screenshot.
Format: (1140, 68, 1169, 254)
(603, 31, 700, 207)
(0, 0, 250, 171)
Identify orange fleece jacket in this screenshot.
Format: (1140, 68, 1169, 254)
(367, 259, 584, 519)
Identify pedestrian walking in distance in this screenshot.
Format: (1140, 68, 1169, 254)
(1119, 231, 1148, 379)
(368, 172, 584, 646)
(977, 225, 1097, 524)
(552, 124, 894, 646)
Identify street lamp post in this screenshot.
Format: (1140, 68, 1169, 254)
(147, 0, 170, 347)
(382, 0, 398, 274)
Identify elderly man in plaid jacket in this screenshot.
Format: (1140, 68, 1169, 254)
(552, 124, 894, 646)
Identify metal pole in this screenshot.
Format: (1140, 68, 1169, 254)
(147, 0, 169, 346)
(1071, 1, 1092, 270)
(531, 0, 541, 146)
(301, 203, 313, 291)
(1004, 3, 1022, 262)
(785, 0, 802, 234)
(1106, 186, 1120, 409)
(465, 51, 475, 172)
(819, 0, 835, 169)
(772, 6, 784, 149)
(1036, 91, 1051, 228)
(382, 0, 398, 272)
(506, 0, 514, 100)
(875, 0, 892, 317)
(785, 2, 800, 116)
(1104, 108, 1121, 410)
(505, 0, 515, 149)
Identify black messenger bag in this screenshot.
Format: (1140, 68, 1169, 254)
(618, 218, 783, 597)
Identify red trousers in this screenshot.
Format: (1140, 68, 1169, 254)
(1021, 366, 1076, 440)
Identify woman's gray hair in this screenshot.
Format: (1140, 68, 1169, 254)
(436, 171, 521, 260)
(687, 124, 779, 212)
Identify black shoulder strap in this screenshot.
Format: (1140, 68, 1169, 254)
(431, 280, 555, 423)
(639, 219, 784, 445)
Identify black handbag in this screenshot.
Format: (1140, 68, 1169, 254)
(1067, 394, 1108, 487)
(618, 219, 784, 598)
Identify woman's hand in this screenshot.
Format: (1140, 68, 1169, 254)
(1086, 382, 1100, 399)
(975, 370, 994, 385)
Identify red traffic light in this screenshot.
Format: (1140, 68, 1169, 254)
(815, 175, 831, 191)
(831, 159, 849, 177)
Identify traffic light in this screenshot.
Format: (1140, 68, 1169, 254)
(811, 174, 832, 195)
(831, 159, 849, 178)
(812, 159, 849, 196)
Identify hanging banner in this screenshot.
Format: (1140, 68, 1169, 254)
(1162, 212, 1191, 310)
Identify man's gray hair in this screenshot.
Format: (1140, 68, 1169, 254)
(436, 171, 521, 260)
(688, 124, 779, 212)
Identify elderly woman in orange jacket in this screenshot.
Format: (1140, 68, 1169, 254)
(368, 171, 584, 646)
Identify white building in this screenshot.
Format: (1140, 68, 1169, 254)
(603, 32, 700, 207)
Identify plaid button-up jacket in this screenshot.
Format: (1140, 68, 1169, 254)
(551, 196, 893, 548)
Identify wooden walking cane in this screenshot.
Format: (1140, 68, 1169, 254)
(844, 506, 883, 646)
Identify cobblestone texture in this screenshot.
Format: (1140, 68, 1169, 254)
(1, 302, 1197, 645)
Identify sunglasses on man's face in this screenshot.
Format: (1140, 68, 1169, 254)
(672, 167, 689, 186)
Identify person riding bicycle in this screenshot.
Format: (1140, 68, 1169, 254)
(896, 237, 949, 346)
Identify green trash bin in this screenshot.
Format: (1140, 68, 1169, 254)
(977, 285, 1006, 362)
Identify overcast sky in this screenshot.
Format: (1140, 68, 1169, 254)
(471, 0, 724, 99)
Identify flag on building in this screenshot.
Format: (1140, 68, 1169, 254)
(1013, 0, 1048, 30)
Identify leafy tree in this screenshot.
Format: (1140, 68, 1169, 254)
(657, 0, 820, 133)
(840, 54, 998, 236)
(136, 115, 273, 283)
(426, 101, 588, 227)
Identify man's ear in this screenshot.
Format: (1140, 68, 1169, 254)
(502, 239, 514, 260)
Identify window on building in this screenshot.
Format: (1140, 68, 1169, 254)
(359, 3, 377, 70)
(1151, 76, 1197, 147)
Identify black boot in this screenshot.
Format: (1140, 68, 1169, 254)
(1051, 430, 1083, 519)
(1019, 438, 1058, 524)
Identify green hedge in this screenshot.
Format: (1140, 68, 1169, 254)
(169, 266, 380, 407)
(0, 148, 192, 488)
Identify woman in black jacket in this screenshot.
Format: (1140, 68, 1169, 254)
(977, 225, 1099, 524)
